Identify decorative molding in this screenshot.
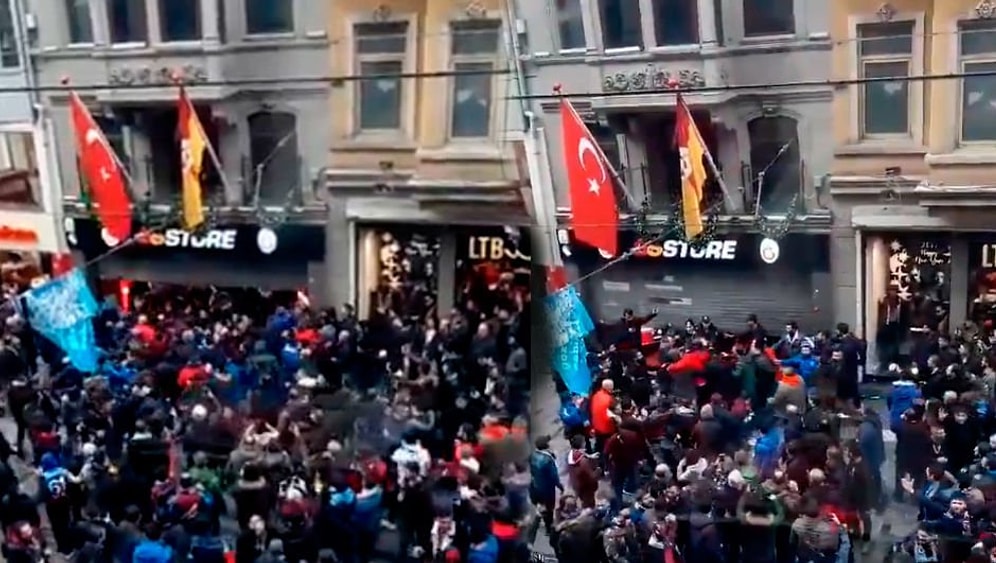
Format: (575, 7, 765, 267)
(372, 4, 392, 22)
(464, 0, 487, 19)
(977, 0, 996, 19)
(601, 66, 705, 93)
(875, 3, 896, 22)
(108, 64, 207, 87)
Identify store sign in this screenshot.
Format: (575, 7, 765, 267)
(633, 239, 738, 260)
(0, 226, 38, 245)
(467, 235, 530, 262)
(981, 243, 996, 268)
(134, 228, 237, 250)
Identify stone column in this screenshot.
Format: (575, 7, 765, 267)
(437, 229, 457, 316)
(696, 0, 717, 46)
(201, 0, 220, 42)
(949, 235, 968, 331)
(89, 0, 109, 45)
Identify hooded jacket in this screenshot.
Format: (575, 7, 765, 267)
(529, 449, 560, 501)
(781, 352, 819, 384)
(888, 380, 921, 431)
(566, 449, 599, 505)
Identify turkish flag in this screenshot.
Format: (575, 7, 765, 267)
(69, 92, 132, 243)
(560, 99, 618, 257)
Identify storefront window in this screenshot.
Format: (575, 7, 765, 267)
(455, 227, 531, 316)
(874, 236, 950, 370)
(357, 228, 439, 320)
(968, 241, 996, 324)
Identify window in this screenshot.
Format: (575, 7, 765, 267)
(748, 116, 801, 212)
(449, 20, 501, 139)
(0, 1, 17, 67)
(857, 21, 914, 137)
(245, 0, 293, 35)
(159, 0, 200, 41)
(248, 112, 299, 203)
(743, 0, 795, 36)
(65, 0, 93, 44)
(599, 0, 642, 49)
(959, 20, 996, 142)
(354, 21, 408, 132)
(555, 0, 585, 50)
(0, 132, 39, 206)
(652, 0, 698, 46)
(107, 0, 147, 43)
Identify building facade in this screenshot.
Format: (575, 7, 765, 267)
(515, 0, 835, 331)
(323, 0, 531, 317)
(829, 0, 996, 370)
(0, 0, 64, 288)
(29, 0, 332, 300)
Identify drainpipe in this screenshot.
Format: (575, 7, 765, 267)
(502, 0, 563, 281)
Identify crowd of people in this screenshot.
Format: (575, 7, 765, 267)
(533, 309, 996, 563)
(0, 271, 532, 563)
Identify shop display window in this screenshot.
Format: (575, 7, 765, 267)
(456, 227, 530, 316)
(358, 228, 439, 320)
(873, 237, 950, 370)
(968, 242, 996, 325)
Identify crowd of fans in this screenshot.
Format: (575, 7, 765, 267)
(0, 272, 531, 563)
(533, 310, 996, 562)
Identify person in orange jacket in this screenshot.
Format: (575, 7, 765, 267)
(667, 341, 712, 402)
(590, 379, 618, 455)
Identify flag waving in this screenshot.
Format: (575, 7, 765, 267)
(560, 99, 618, 257)
(674, 95, 709, 239)
(69, 92, 132, 242)
(178, 87, 207, 230)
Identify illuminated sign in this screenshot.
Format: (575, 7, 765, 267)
(633, 239, 738, 260)
(467, 235, 530, 262)
(134, 229, 237, 250)
(0, 226, 39, 245)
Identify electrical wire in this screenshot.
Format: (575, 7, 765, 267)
(510, 68, 996, 100)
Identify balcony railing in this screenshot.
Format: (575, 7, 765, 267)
(740, 158, 810, 214)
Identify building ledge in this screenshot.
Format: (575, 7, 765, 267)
(552, 208, 832, 232)
(417, 146, 512, 162)
(60, 198, 328, 224)
(925, 150, 996, 166)
(834, 144, 928, 157)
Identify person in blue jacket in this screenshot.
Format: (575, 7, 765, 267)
(529, 435, 563, 536)
(467, 533, 499, 563)
(888, 369, 922, 432)
(780, 339, 820, 385)
(559, 394, 590, 449)
(753, 417, 785, 479)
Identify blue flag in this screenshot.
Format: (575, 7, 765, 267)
(544, 287, 595, 396)
(25, 269, 100, 372)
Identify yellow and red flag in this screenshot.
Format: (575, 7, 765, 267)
(178, 87, 207, 230)
(674, 95, 709, 239)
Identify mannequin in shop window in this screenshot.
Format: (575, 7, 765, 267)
(877, 286, 912, 372)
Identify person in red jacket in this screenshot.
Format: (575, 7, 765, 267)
(667, 341, 711, 402)
(604, 419, 649, 509)
(590, 379, 618, 455)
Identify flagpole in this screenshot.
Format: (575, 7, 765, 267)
(554, 85, 640, 210)
(173, 73, 237, 206)
(672, 83, 736, 212)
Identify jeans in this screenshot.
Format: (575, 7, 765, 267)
(610, 465, 638, 511)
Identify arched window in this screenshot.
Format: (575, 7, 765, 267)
(248, 111, 299, 204)
(747, 115, 801, 212)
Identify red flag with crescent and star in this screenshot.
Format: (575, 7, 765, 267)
(69, 91, 132, 243)
(560, 99, 618, 257)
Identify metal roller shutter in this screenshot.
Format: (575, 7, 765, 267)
(97, 257, 308, 291)
(586, 261, 828, 334)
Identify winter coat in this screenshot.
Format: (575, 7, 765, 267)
(604, 427, 647, 473)
(753, 427, 784, 478)
(857, 414, 885, 470)
(529, 450, 560, 502)
(781, 353, 819, 384)
(566, 450, 599, 507)
(887, 381, 921, 431)
(559, 401, 589, 429)
(773, 373, 807, 414)
(590, 389, 616, 436)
